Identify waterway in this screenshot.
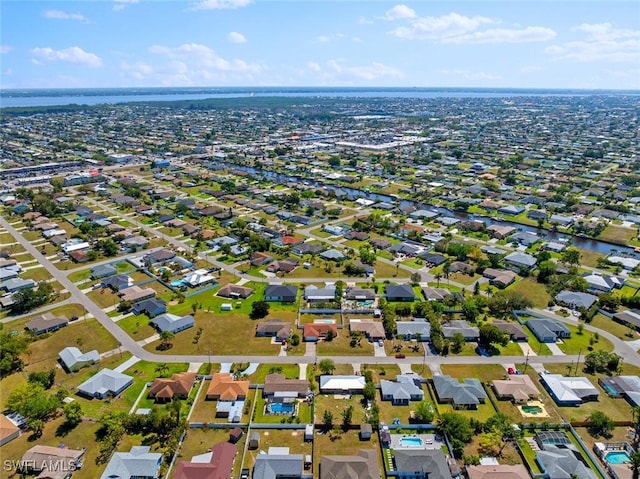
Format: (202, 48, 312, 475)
(211, 160, 636, 257)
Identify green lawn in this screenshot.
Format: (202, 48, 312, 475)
(598, 225, 636, 245)
(117, 313, 156, 341)
(508, 277, 551, 308)
(67, 268, 93, 283)
(590, 313, 636, 340)
(248, 363, 300, 384)
(556, 323, 614, 355)
(19, 266, 52, 282)
(317, 334, 374, 357)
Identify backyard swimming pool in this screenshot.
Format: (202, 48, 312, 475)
(606, 451, 631, 464)
(521, 405, 542, 414)
(400, 437, 423, 447)
(171, 279, 188, 287)
(266, 402, 295, 414)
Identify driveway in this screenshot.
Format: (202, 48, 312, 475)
(547, 343, 565, 355)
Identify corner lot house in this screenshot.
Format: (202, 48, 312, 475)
(58, 347, 100, 372)
(432, 375, 487, 409)
(151, 313, 195, 333)
(555, 290, 598, 310)
(526, 318, 571, 343)
(100, 445, 162, 479)
(539, 373, 599, 406)
(77, 368, 133, 399)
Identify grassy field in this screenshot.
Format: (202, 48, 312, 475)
(508, 278, 551, 308)
(556, 323, 614, 355)
(590, 313, 637, 340)
(361, 364, 403, 382)
(247, 363, 300, 384)
(117, 313, 156, 341)
(317, 334, 374, 356)
(19, 266, 52, 282)
(576, 248, 605, 268)
(598, 225, 636, 245)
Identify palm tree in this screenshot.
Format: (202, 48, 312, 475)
(159, 330, 175, 350)
(435, 272, 442, 287)
(630, 451, 640, 479)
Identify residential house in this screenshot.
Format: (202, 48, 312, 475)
(419, 252, 447, 267)
(206, 373, 249, 401)
(393, 449, 451, 479)
(100, 446, 162, 479)
(319, 375, 366, 394)
(504, 252, 537, 271)
(482, 268, 517, 288)
(91, 263, 117, 279)
(119, 285, 156, 303)
(304, 284, 336, 303)
(255, 320, 291, 341)
(598, 376, 640, 407)
(487, 224, 516, 239)
(291, 242, 325, 255)
(251, 252, 274, 266)
(151, 313, 195, 334)
(0, 414, 20, 447)
(441, 320, 479, 341)
(26, 313, 68, 335)
(174, 442, 236, 479)
(344, 287, 375, 301)
(549, 214, 575, 227)
(58, 347, 100, 372)
(217, 284, 254, 299)
(101, 273, 134, 291)
(508, 231, 540, 246)
(396, 320, 431, 340)
(263, 373, 309, 399)
(582, 273, 624, 294)
(613, 309, 640, 330)
(349, 319, 385, 341)
(493, 321, 528, 342)
(320, 249, 346, 261)
(449, 261, 474, 275)
(421, 287, 452, 301)
(466, 464, 530, 479)
(19, 445, 85, 477)
(266, 259, 298, 274)
(0, 277, 36, 293)
(320, 449, 380, 479)
(77, 368, 133, 399)
(132, 298, 167, 318)
(148, 372, 197, 402)
(380, 374, 425, 405)
(539, 373, 599, 406)
(555, 290, 598, 310)
(303, 323, 338, 342)
(264, 284, 298, 302)
(252, 450, 304, 479)
(526, 318, 571, 343)
(145, 248, 176, 265)
(432, 375, 487, 409)
(386, 284, 416, 302)
(536, 444, 598, 479)
(492, 375, 540, 403)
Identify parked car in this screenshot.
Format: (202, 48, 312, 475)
(508, 367, 516, 375)
(240, 469, 250, 479)
(395, 353, 406, 359)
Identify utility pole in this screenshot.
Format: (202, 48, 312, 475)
(523, 350, 530, 374)
(575, 349, 582, 376)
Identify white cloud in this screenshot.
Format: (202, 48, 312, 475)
(43, 10, 87, 21)
(305, 59, 403, 83)
(389, 12, 494, 41)
(315, 33, 345, 43)
(384, 5, 416, 21)
(190, 0, 251, 11)
(437, 69, 501, 81)
(228, 31, 247, 43)
(358, 16, 374, 25)
(546, 23, 640, 63)
(442, 26, 556, 44)
(0, 45, 13, 54)
(30, 46, 103, 68)
(122, 42, 262, 85)
(352, 37, 363, 43)
(113, 0, 139, 12)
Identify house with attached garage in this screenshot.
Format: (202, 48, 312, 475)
(526, 318, 571, 343)
(255, 320, 291, 341)
(26, 314, 68, 335)
(582, 273, 624, 294)
(265, 284, 298, 302)
(320, 375, 366, 394)
(58, 347, 99, 372)
(348, 319, 385, 341)
(504, 251, 537, 271)
(432, 375, 487, 410)
(554, 290, 598, 310)
(385, 284, 416, 302)
(77, 368, 133, 399)
(396, 320, 431, 340)
(320, 449, 380, 479)
(100, 446, 162, 479)
(380, 374, 425, 405)
(150, 313, 195, 334)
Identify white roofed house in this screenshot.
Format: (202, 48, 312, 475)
(59, 347, 100, 372)
(380, 374, 425, 405)
(582, 273, 624, 294)
(150, 313, 195, 334)
(100, 445, 162, 479)
(77, 368, 133, 399)
(504, 251, 537, 271)
(539, 373, 599, 406)
(319, 375, 366, 394)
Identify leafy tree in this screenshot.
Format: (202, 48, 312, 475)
(537, 260, 557, 284)
(561, 248, 581, 266)
(63, 402, 83, 427)
(318, 358, 336, 375)
(289, 334, 300, 347)
(325, 329, 335, 342)
(367, 401, 380, 427)
(9, 282, 54, 314)
(0, 328, 29, 376)
(7, 383, 60, 421)
(479, 324, 509, 349)
(451, 333, 465, 354)
(488, 290, 533, 318)
(598, 293, 621, 312)
(478, 429, 503, 456)
(250, 300, 270, 319)
(27, 418, 45, 438)
(630, 451, 640, 479)
(28, 369, 56, 389)
(323, 410, 334, 429)
(363, 381, 377, 401)
(588, 411, 614, 438)
(584, 349, 619, 373)
(410, 272, 422, 285)
(437, 412, 473, 444)
(159, 330, 175, 350)
(414, 400, 435, 423)
(341, 405, 353, 430)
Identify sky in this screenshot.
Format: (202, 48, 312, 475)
(1, 0, 639, 90)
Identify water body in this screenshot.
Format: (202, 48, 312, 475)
(2, 86, 637, 108)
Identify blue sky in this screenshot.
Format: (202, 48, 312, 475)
(1, 1, 639, 89)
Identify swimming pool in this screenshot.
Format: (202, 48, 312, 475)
(601, 382, 621, 397)
(400, 437, 423, 447)
(606, 451, 631, 464)
(171, 279, 187, 287)
(267, 403, 295, 414)
(313, 319, 336, 324)
(521, 405, 542, 414)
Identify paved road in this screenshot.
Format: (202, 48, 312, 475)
(2, 207, 638, 369)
